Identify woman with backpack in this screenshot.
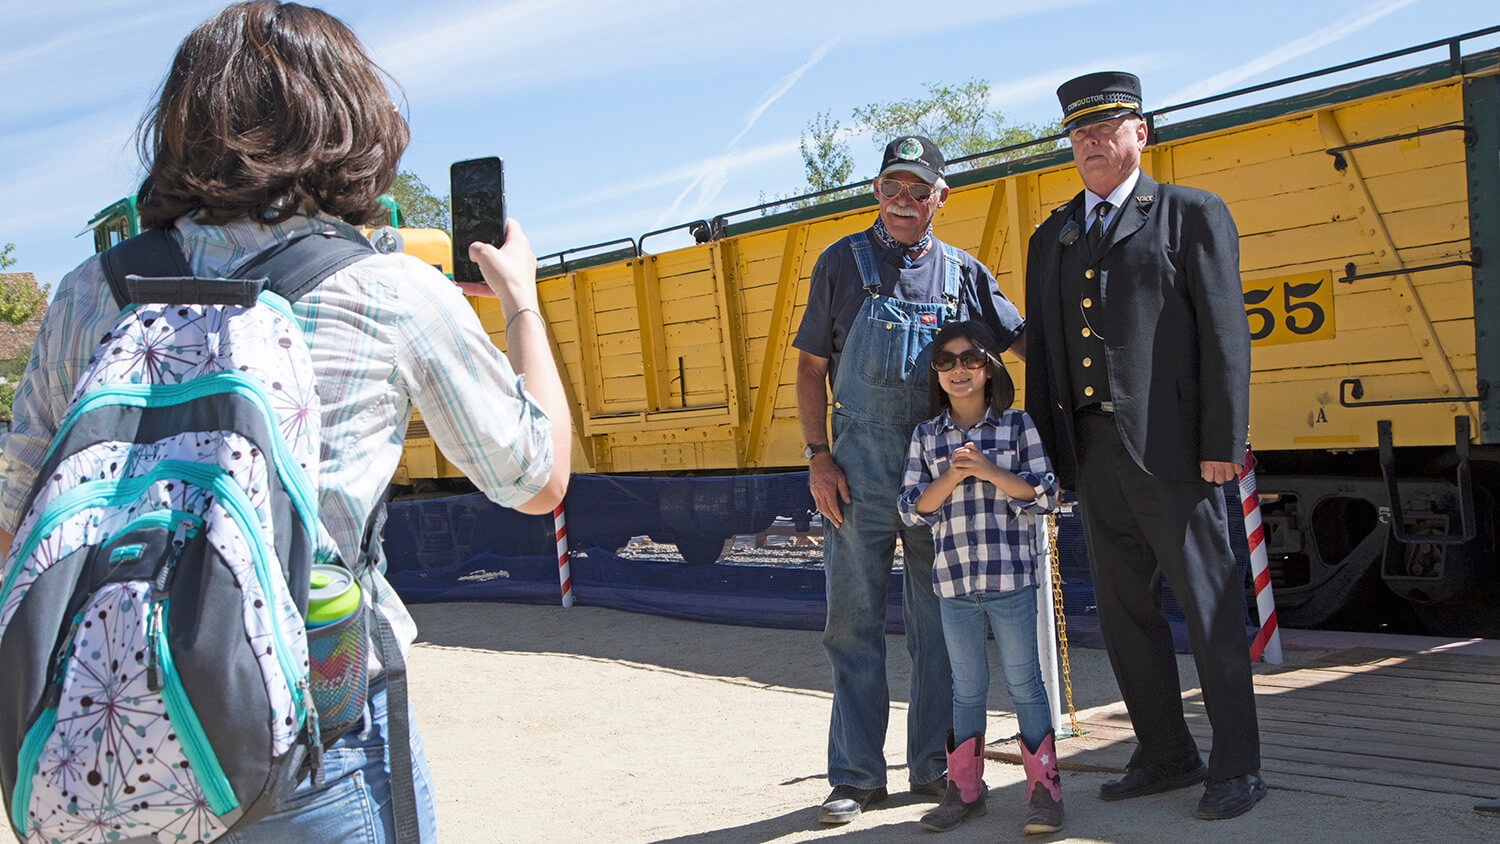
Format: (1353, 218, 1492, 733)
(0, 2, 569, 842)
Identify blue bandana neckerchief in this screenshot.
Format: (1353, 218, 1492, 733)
(871, 216, 932, 268)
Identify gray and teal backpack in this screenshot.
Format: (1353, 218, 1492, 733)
(0, 224, 418, 843)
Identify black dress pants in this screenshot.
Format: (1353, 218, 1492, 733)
(1073, 409, 1260, 778)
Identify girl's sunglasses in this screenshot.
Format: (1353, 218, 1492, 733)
(930, 349, 993, 372)
(877, 178, 935, 202)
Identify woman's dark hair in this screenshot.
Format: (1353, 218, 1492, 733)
(928, 319, 1015, 417)
(135, 0, 409, 229)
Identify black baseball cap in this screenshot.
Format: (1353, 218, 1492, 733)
(1057, 71, 1143, 130)
(879, 136, 945, 184)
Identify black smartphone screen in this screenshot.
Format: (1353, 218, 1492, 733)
(450, 156, 505, 284)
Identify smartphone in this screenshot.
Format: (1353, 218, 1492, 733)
(450, 156, 505, 284)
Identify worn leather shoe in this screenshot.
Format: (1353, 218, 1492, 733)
(818, 784, 888, 824)
(1099, 754, 1207, 801)
(909, 776, 947, 800)
(1196, 773, 1268, 820)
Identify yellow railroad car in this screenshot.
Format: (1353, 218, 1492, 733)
(401, 32, 1500, 635)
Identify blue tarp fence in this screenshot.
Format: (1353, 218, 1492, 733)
(383, 473, 1252, 652)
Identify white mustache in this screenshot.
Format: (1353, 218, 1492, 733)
(887, 206, 920, 218)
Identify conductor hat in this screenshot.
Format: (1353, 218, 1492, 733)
(1057, 71, 1143, 130)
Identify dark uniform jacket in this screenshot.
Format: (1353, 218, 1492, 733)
(1023, 171, 1251, 487)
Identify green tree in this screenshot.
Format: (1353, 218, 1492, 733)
(391, 170, 450, 232)
(0, 245, 37, 421)
(0, 348, 26, 422)
(850, 79, 1062, 168)
(800, 110, 855, 193)
(773, 78, 1064, 211)
(0, 252, 48, 326)
(759, 111, 864, 214)
(0, 348, 27, 382)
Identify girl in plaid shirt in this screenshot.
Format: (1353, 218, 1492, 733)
(898, 319, 1063, 835)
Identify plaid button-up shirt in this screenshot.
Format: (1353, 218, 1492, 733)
(898, 407, 1059, 598)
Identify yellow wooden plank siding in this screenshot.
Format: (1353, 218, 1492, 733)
(397, 67, 1485, 481)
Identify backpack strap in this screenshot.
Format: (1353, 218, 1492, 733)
(99, 229, 194, 309)
(373, 608, 422, 843)
(235, 219, 375, 305)
(99, 220, 375, 308)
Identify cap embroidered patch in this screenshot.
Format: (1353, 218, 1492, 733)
(879, 135, 945, 182)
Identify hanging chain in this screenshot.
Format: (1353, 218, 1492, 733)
(1048, 512, 1081, 737)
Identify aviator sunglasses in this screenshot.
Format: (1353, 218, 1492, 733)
(877, 178, 935, 202)
(930, 349, 994, 372)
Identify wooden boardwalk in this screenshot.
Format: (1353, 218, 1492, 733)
(987, 645, 1500, 808)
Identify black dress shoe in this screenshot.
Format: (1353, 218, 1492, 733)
(1099, 755, 1208, 801)
(818, 784, 888, 824)
(1196, 773, 1267, 820)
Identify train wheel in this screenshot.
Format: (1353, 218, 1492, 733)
(1409, 599, 1500, 639)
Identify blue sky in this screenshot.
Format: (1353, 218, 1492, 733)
(2, 0, 1495, 289)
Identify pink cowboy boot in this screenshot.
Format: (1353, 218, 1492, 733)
(1020, 729, 1064, 834)
(920, 731, 987, 832)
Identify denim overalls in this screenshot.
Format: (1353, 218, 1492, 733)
(824, 232, 961, 790)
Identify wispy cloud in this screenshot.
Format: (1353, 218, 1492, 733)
(0, 7, 183, 73)
(725, 38, 839, 150)
(985, 53, 1166, 117)
(0, 106, 147, 285)
(1159, 0, 1423, 107)
(372, 0, 709, 99)
(655, 37, 838, 227)
(546, 139, 799, 215)
(372, 0, 1099, 102)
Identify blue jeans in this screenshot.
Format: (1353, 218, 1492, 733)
(222, 680, 438, 844)
(939, 587, 1052, 749)
(824, 418, 952, 789)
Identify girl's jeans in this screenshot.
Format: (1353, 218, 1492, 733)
(939, 586, 1053, 749)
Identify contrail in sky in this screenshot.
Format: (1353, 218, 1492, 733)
(654, 37, 840, 229)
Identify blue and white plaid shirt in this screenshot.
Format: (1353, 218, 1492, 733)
(898, 407, 1059, 598)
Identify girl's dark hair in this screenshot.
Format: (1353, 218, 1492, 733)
(135, 1, 409, 229)
(928, 319, 1016, 417)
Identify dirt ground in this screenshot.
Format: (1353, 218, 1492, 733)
(406, 602, 1498, 843)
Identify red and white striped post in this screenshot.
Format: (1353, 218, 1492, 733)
(1239, 447, 1281, 664)
(554, 502, 575, 608)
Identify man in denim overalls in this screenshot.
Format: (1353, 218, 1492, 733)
(794, 136, 1026, 824)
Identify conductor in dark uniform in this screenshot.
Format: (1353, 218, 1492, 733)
(1023, 72, 1266, 820)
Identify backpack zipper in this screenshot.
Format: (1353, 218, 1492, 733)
(43, 371, 321, 525)
(151, 598, 239, 815)
(1, 462, 307, 727)
(9, 706, 56, 836)
(146, 517, 196, 692)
